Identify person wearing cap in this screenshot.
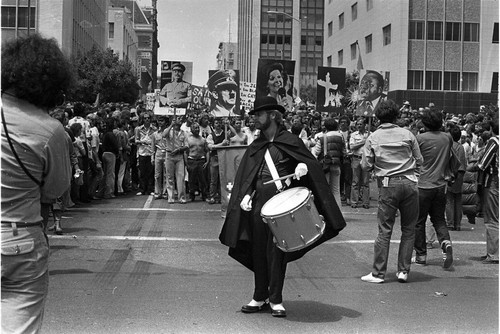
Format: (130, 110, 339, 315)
(159, 63, 191, 108)
(208, 70, 240, 118)
(219, 96, 346, 318)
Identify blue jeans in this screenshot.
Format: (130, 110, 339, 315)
(154, 152, 167, 197)
(351, 157, 370, 206)
(484, 176, 499, 261)
(326, 164, 341, 208)
(414, 186, 451, 259)
(98, 152, 116, 198)
(166, 153, 186, 201)
(2, 224, 49, 334)
(209, 155, 220, 201)
(372, 177, 418, 278)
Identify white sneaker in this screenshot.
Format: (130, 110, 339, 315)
(396, 272, 408, 283)
(361, 273, 384, 283)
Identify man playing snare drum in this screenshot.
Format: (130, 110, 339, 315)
(219, 96, 346, 317)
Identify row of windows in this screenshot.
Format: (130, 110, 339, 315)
(1, 6, 35, 28)
(335, 25, 390, 65)
(408, 70, 478, 91)
(329, 0, 373, 32)
(409, 20, 481, 42)
(261, 34, 323, 47)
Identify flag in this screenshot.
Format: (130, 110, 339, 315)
(356, 41, 364, 71)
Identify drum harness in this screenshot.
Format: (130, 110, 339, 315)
(264, 149, 292, 192)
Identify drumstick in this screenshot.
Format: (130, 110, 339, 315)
(263, 173, 296, 185)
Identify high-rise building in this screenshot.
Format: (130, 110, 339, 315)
(1, 0, 108, 57)
(237, 0, 324, 95)
(217, 42, 238, 71)
(324, 0, 498, 113)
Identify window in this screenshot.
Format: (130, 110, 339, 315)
(17, 6, 35, 28)
(365, 34, 372, 53)
(462, 72, 478, 91)
(425, 71, 442, 90)
(493, 23, 499, 43)
(277, 35, 283, 44)
(338, 50, 343, 65)
(444, 71, 460, 90)
(315, 36, 322, 46)
(427, 21, 443, 40)
(351, 43, 357, 60)
(109, 22, 115, 39)
(327, 55, 332, 67)
(339, 13, 344, 30)
(407, 70, 424, 89)
(328, 21, 333, 36)
(284, 35, 291, 44)
(261, 34, 268, 44)
(409, 20, 425, 39)
(464, 23, 479, 42)
(492, 72, 498, 93)
(1, 6, 16, 27)
(351, 3, 358, 21)
(269, 35, 275, 44)
(383, 24, 391, 45)
(446, 22, 461, 41)
(366, 0, 373, 11)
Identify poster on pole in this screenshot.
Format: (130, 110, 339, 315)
(316, 67, 346, 114)
(255, 59, 295, 113)
(354, 70, 390, 117)
(207, 69, 241, 118)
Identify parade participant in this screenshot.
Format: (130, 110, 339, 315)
(151, 116, 169, 199)
(219, 96, 346, 318)
(159, 63, 191, 108)
(186, 122, 210, 202)
(135, 112, 155, 196)
(198, 112, 212, 139)
(243, 115, 260, 145)
(470, 117, 499, 264)
(227, 118, 248, 146)
(312, 118, 345, 207)
(339, 115, 352, 205)
(349, 118, 370, 208)
(360, 100, 423, 283)
(97, 118, 120, 199)
(1, 33, 72, 333)
(208, 70, 240, 117)
(206, 118, 230, 204)
(163, 115, 188, 204)
(413, 108, 455, 268)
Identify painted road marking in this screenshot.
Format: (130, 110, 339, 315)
(47, 235, 486, 245)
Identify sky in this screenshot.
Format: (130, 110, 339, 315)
(150, 0, 238, 86)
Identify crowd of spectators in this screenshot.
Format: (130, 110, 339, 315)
(47, 99, 498, 239)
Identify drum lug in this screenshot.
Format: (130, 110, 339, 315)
(306, 203, 311, 210)
(300, 235, 306, 244)
(319, 214, 324, 221)
(315, 224, 322, 232)
(271, 219, 276, 226)
(290, 212, 294, 220)
(282, 240, 288, 250)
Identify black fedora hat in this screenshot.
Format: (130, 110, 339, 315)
(249, 96, 285, 115)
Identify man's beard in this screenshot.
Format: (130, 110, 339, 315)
(255, 115, 271, 131)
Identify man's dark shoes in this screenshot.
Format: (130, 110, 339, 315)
(482, 257, 499, 264)
(270, 303, 286, 317)
(241, 300, 269, 313)
(442, 240, 453, 269)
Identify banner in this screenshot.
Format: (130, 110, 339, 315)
(190, 85, 211, 110)
(217, 145, 247, 218)
(145, 92, 156, 111)
(316, 67, 346, 114)
(240, 81, 256, 115)
(354, 70, 390, 117)
(207, 69, 241, 118)
(256, 59, 295, 113)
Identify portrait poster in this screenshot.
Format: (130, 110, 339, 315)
(207, 69, 241, 118)
(354, 70, 390, 117)
(145, 92, 156, 111)
(316, 67, 346, 114)
(156, 60, 193, 115)
(255, 59, 295, 113)
(217, 145, 247, 218)
(239, 81, 256, 115)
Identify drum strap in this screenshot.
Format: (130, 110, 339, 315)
(264, 149, 283, 191)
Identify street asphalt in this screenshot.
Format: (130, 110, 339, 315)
(42, 181, 498, 334)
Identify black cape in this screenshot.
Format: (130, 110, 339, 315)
(218, 128, 346, 271)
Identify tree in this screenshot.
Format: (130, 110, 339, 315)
(300, 84, 317, 105)
(69, 46, 139, 104)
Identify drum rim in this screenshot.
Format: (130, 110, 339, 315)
(261, 186, 312, 219)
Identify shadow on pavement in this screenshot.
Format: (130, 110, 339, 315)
(285, 300, 361, 323)
(49, 268, 94, 275)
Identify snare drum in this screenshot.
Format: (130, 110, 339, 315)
(260, 187, 325, 252)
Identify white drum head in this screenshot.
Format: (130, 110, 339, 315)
(261, 187, 310, 217)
